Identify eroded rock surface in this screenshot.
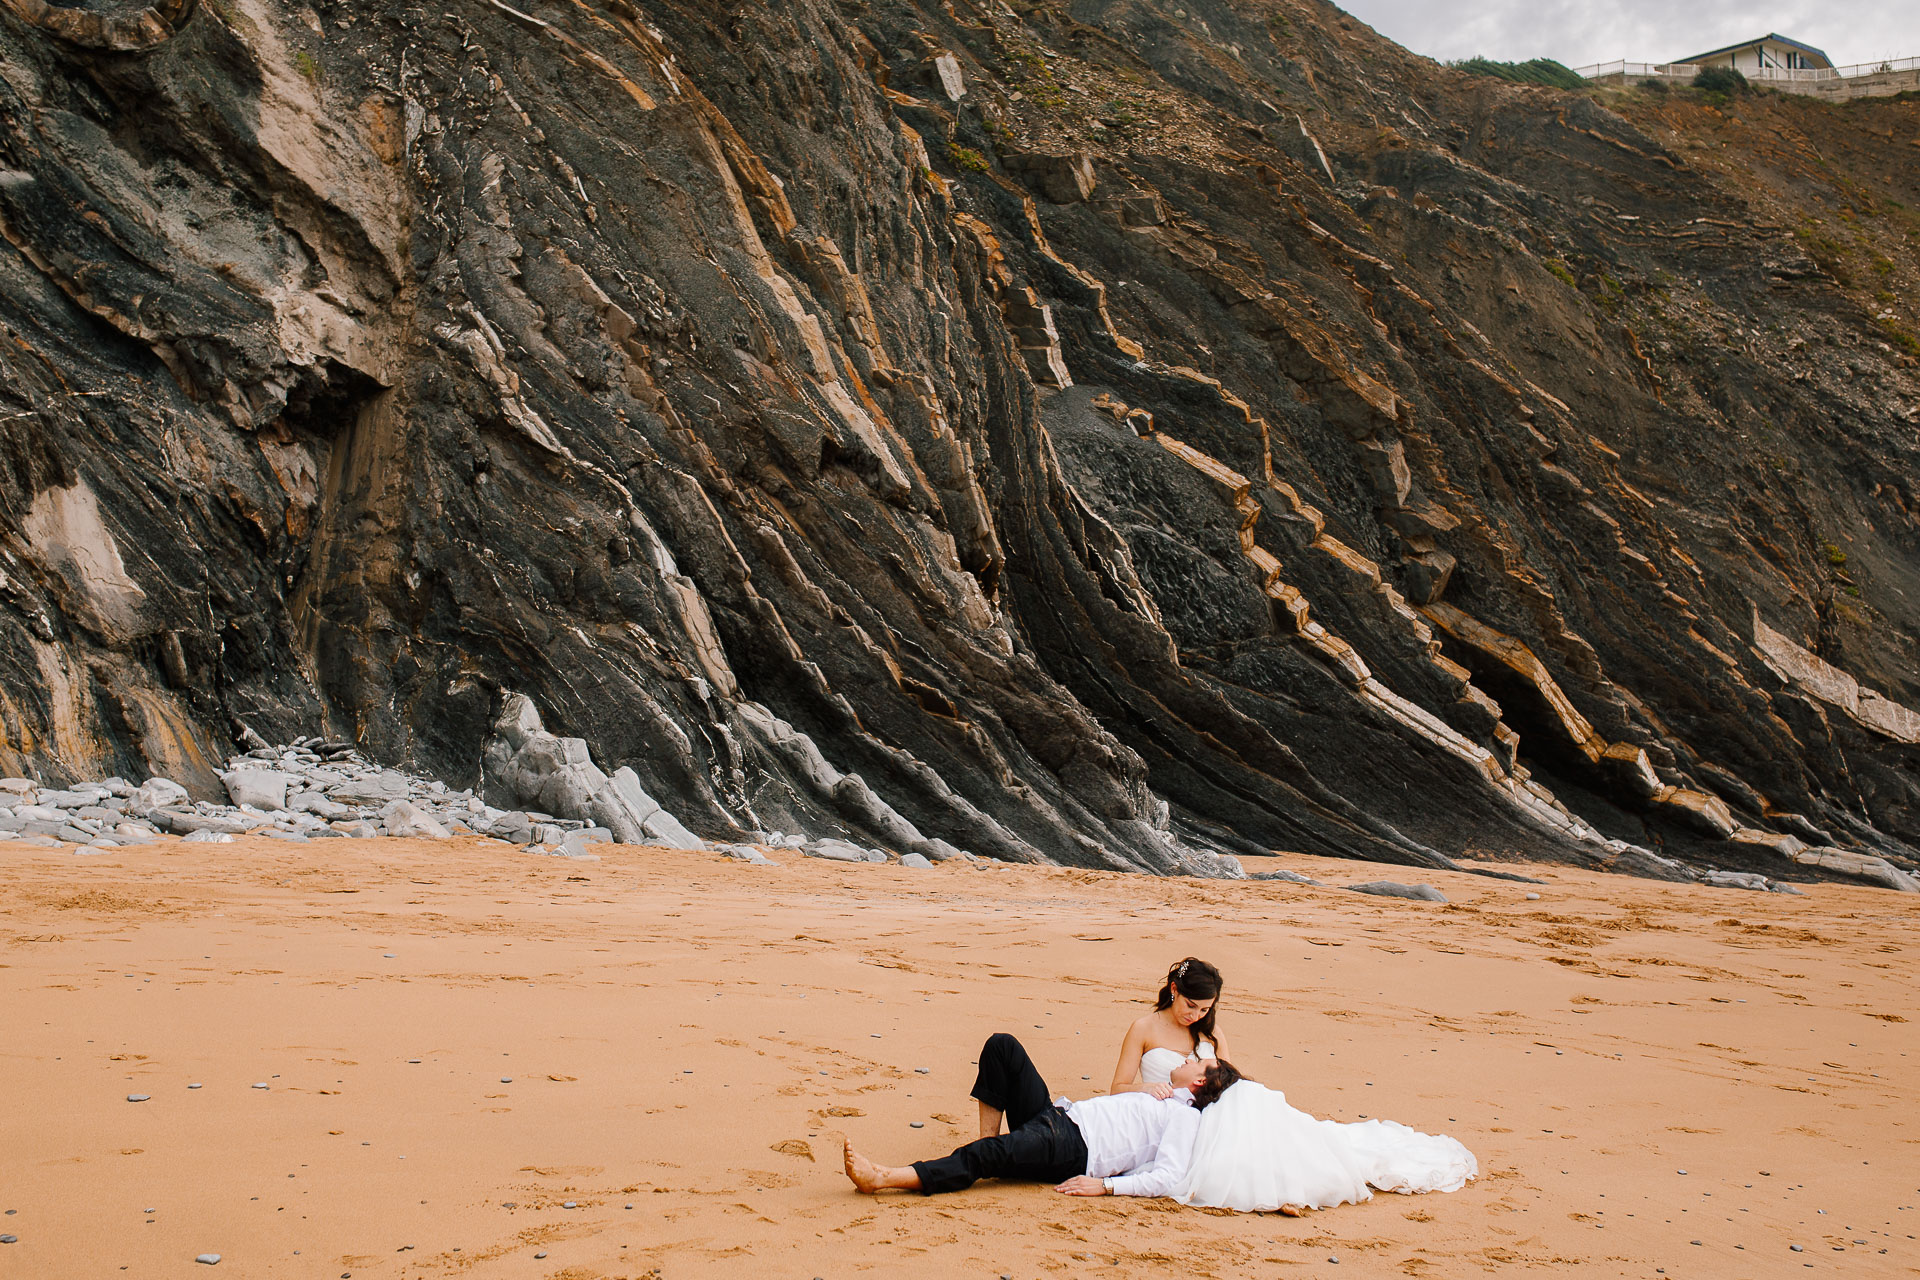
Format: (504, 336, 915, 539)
(2, 0, 1918, 888)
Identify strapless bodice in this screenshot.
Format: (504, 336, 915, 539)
(1140, 1039, 1215, 1084)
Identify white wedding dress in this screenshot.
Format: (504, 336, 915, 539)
(1141, 1048, 1476, 1211)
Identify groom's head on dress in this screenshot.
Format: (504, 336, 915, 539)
(1189, 1059, 1243, 1110)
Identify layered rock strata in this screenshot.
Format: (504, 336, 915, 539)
(1, 0, 1918, 889)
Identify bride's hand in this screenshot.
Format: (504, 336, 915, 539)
(1144, 1082, 1175, 1100)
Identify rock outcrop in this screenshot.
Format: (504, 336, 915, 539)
(2, 0, 1918, 888)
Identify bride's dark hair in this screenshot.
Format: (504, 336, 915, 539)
(1154, 957, 1222, 1048)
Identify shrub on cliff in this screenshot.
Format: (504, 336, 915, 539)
(1691, 65, 1748, 95)
(1452, 57, 1586, 90)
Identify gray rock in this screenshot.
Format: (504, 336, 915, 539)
(195, 1253, 220, 1264)
(640, 807, 704, 850)
(260, 830, 310, 842)
(0, 777, 34, 795)
(75, 805, 122, 822)
(180, 830, 235, 843)
(39, 788, 105, 808)
(15, 804, 64, 823)
(57, 824, 94, 843)
(531, 823, 566, 845)
(588, 766, 662, 843)
(718, 844, 776, 865)
(1250, 869, 1319, 884)
(898, 852, 934, 869)
(287, 791, 353, 821)
(804, 838, 885, 863)
(1703, 869, 1772, 892)
(380, 801, 450, 839)
(491, 810, 534, 844)
(917, 838, 969, 862)
(328, 771, 411, 805)
(332, 820, 382, 839)
(1346, 880, 1448, 903)
(153, 808, 256, 836)
(130, 778, 189, 812)
(221, 768, 294, 810)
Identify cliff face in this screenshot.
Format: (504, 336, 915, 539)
(3, 0, 1918, 882)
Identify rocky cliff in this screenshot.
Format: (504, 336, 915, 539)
(3, 0, 1918, 885)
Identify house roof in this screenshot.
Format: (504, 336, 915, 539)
(1680, 33, 1833, 68)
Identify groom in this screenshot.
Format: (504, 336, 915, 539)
(843, 1032, 1242, 1197)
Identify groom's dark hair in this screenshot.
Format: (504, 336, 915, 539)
(1190, 1059, 1243, 1111)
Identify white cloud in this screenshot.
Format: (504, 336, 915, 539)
(1333, 0, 1920, 71)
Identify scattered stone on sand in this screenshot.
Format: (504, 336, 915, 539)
(127, 1094, 150, 1102)
(804, 838, 887, 863)
(1250, 869, 1319, 884)
(195, 1254, 220, 1265)
(1346, 881, 1448, 903)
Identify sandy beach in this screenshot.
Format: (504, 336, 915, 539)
(2, 837, 1915, 1278)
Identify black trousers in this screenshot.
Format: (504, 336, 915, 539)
(911, 1033, 1090, 1194)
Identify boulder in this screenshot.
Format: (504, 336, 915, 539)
(805, 839, 884, 863)
(287, 791, 353, 821)
(179, 830, 235, 843)
(1790, 847, 1919, 892)
(381, 801, 450, 839)
(329, 772, 411, 805)
(131, 778, 189, 811)
(1346, 880, 1447, 902)
(897, 852, 934, 869)
(221, 768, 294, 811)
(154, 808, 258, 835)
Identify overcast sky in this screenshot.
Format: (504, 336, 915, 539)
(1331, 1, 1920, 71)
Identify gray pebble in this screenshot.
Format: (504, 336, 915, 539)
(0, 1235, 16, 1244)
(914, 1067, 929, 1074)
(534, 1252, 547, 1259)
(195, 1254, 220, 1265)
(562, 1201, 577, 1209)
(910, 1121, 924, 1128)
(1525, 892, 1541, 901)
(127, 1094, 150, 1102)
(189, 1083, 202, 1089)
(252, 1083, 269, 1090)
(500, 1078, 512, 1083)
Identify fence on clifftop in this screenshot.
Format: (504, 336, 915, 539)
(1573, 56, 1920, 100)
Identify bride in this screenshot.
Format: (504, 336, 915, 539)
(1109, 957, 1230, 1099)
(1119, 960, 1477, 1213)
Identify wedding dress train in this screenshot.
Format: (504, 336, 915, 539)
(1140, 1048, 1475, 1211)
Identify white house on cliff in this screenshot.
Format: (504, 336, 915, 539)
(1574, 31, 1918, 100)
(1680, 33, 1832, 75)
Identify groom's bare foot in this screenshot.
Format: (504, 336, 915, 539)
(845, 1140, 917, 1193)
(844, 1140, 885, 1193)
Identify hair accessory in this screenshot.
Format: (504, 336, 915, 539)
(1176, 959, 1189, 980)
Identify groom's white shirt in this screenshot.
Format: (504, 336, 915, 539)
(1062, 1088, 1201, 1198)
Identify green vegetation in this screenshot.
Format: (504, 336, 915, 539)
(1883, 320, 1920, 357)
(1691, 65, 1747, 104)
(294, 50, 322, 84)
(1543, 259, 1577, 288)
(1450, 57, 1586, 90)
(946, 144, 989, 173)
(1824, 543, 1849, 569)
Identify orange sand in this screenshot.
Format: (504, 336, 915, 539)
(1, 837, 1915, 1278)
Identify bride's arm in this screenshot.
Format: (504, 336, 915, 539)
(1109, 1019, 1172, 1098)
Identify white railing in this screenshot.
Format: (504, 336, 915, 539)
(1571, 61, 1700, 79)
(1575, 55, 1918, 82)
